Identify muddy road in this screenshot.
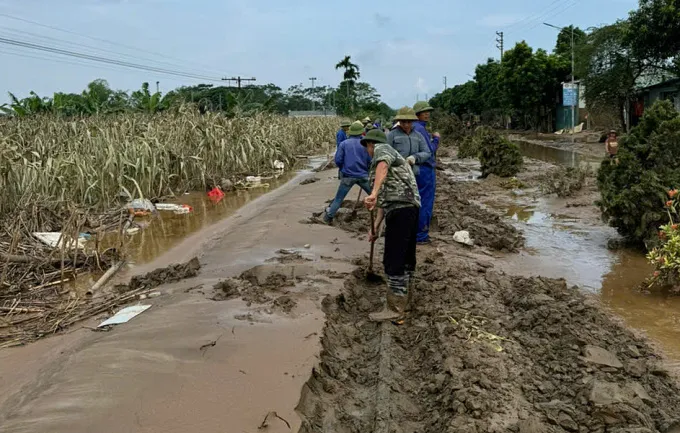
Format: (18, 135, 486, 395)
(1, 148, 680, 433)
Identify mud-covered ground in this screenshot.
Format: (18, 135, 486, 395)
(307, 169, 525, 252)
(298, 253, 680, 432)
(296, 148, 680, 432)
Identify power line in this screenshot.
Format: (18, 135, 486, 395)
(0, 47, 138, 77)
(506, 0, 581, 35)
(523, 0, 581, 32)
(0, 36, 224, 82)
(502, 0, 562, 32)
(0, 25, 219, 78)
(0, 12, 232, 77)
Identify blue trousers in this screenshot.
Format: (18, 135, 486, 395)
(326, 177, 371, 220)
(415, 165, 436, 242)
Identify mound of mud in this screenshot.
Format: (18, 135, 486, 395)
(435, 173, 524, 252)
(211, 263, 306, 312)
(298, 254, 680, 433)
(120, 257, 201, 292)
(305, 175, 523, 252)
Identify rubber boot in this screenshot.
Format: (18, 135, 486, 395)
(369, 290, 404, 322)
(405, 272, 415, 312)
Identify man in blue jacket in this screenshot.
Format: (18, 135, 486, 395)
(412, 101, 440, 244)
(323, 121, 372, 224)
(386, 106, 431, 177)
(336, 121, 350, 148)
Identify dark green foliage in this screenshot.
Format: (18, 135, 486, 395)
(430, 110, 465, 143)
(457, 136, 479, 159)
(476, 128, 523, 177)
(597, 100, 680, 249)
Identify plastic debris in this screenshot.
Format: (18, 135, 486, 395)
(126, 227, 141, 235)
(453, 231, 474, 246)
(33, 232, 87, 249)
(246, 176, 262, 185)
(98, 305, 151, 327)
(155, 203, 194, 214)
(207, 187, 225, 203)
(128, 198, 155, 215)
(274, 160, 285, 170)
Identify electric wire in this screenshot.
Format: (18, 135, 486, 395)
(0, 36, 224, 82)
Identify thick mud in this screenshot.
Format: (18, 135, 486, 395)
(433, 174, 524, 252)
(307, 172, 524, 252)
(297, 253, 680, 433)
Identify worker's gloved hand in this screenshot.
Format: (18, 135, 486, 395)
(407, 156, 416, 166)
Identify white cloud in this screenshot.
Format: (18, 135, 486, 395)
(477, 13, 524, 28)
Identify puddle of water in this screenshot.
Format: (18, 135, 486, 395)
(489, 198, 680, 364)
(120, 173, 297, 265)
(514, 140, 600, 168)
(599, 252, 680, 363)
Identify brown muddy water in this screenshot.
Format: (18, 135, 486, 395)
(455, 146, 680, 368)
(514, 139, 601, 168)
(73, 157, 327, 291)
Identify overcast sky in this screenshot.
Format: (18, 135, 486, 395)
(0, 0, 638, 107)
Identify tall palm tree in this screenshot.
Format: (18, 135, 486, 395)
(335, 55, 361, 83)
(335, 56, 361, 112)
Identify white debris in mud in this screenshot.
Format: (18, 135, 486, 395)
(453, 230, 474, 246)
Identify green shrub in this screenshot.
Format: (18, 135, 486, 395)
(540, 166, 591, 197)
(476, 127, 523, 178)
(457, 135, 479, 159)
(646, 190, 680, 292)
(431, 110, 465, 142)
(596, 100, 680, 249)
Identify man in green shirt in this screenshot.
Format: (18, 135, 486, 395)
(361, 129, 421, 321)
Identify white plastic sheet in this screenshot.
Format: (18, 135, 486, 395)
(98, 305, 151, 327)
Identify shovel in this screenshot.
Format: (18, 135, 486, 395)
(350, 190, 363, 219)
(366, 210, 383, 283)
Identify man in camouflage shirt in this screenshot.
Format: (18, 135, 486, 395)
(361, 129, 421, 321)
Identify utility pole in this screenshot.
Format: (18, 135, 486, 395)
(309, 77, 317, 111)
(496, 31, 504, 61)
(443, 76, 447, 90)
(156, 81, 160, 94)
(221, 76, 257, 90)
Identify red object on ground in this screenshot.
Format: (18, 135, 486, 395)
(207, 187, 224, 199)
(207, 187, 224, 203)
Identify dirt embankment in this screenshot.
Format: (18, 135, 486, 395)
(298, 251, 680, 433)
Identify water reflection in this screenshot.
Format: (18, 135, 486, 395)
(599, 252, 680, 362)
(513, 140, 600, 169)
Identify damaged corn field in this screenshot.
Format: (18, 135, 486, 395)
(0, 110, 337, 346)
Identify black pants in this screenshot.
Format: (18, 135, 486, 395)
(383, 205, 418, 278)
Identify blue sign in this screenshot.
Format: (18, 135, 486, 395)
(563, 84, 577, 107)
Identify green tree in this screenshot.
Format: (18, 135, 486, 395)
(554, 26, 587, 61)
(335, 55, 361, 113)
(578, 21, 654, 130)
(628, 0, 680, 74)
(597, 100, 680, 248)
(131, 82, 166, 113)
(429, 81, 478, 115)
(500, 42, 567, 130)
